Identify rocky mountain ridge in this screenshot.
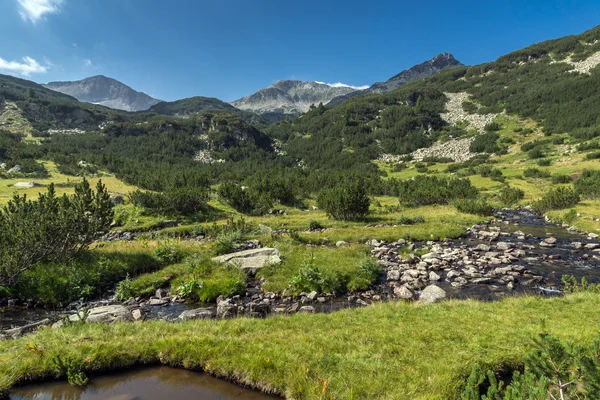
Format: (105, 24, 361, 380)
(44, 75, 161, 112)
(327, 53, 464, 107)
(231, 80, 359, 121)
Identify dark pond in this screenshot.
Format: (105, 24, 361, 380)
(9, 366, 280, 400)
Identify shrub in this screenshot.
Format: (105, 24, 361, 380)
(462, 101, 478, 114)
(574, 169, 600, 199)
(484, 121, 502, 131)
(478, 165, 504, 182)
(536, 158, 552, 166)
(348, 258, 382, 291)
(422, 156, 454, 164)
(397, 175, 478, 207)
(462, 329, 600, 399)
(414, 163, 428, 173)
(523, 167, 551, 179)
(153, 241, 184, 264)
(397, 215, 425, 225)
(115, 274, 134, 301)
(533, 187, 580, 213)
(453, 198, 494, 216)
(552, 174, 573, 184)
(393, 163, 407, 172)
(308, 219, 324, 231)
(318, 182, 370, 221)
(521, 139, 550, 152)
(585, 151, 600, 160)
(470, 132, 500, 153)
(528, 147, 545, 159)
(0, 179, 113, 287)
(498, 186, 525, 206)
(129, 187, 209, 216)
(217, 182, 270, 215)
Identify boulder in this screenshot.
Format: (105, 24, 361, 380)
(69, 305, 132, 323)
(178, 308, 215, 321)
(418, 285, 447, 304)
(299, 306, 316, 313)
(13, 182, 38, 189)
(335, 240, 350, 247)
(393, 285, 414, 300)
(3, 318, 52, 339)
(212, 248, 281, 273)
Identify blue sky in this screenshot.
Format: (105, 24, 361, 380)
(0, 0, 599, 102)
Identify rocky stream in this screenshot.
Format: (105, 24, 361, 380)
(2, 208, 600, 339)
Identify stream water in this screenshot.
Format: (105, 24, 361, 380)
(9, 366, 279, 400)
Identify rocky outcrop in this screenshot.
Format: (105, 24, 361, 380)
(44, 75, 161, 112)
(411, 137, 477, 162)
(558, 51, 600, 74)
(441, 92, 497, 133)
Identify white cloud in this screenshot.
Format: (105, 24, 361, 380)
(83, 58, 92, 67)
(315, 81, 369, 90)
(0, 56, 48, 76)
(18, 0, 64, 23)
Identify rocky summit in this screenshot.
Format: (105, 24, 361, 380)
(230, 80, 359, 120)
(327, 53, 463, 107)
(44, 75, 161, 112)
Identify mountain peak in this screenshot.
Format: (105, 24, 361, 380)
(43, 76, 161, 112)
(231, 80, 358, 119)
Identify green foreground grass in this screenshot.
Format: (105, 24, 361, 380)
(2, 293, 600, 399)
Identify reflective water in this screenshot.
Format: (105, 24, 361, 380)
(10, 366, 279, 400)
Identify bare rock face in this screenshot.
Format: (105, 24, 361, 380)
(212, 248, 281, 274)
(44, 75, 161, 112)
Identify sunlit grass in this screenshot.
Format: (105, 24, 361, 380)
(1, 293, 599, 399)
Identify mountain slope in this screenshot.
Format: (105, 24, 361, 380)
(327, 53, 464, 107)
(148, 96, 265, 124)
(231, 80, 359, 121)
(44, 75, 161, 112)
(1, 74, 119, 132)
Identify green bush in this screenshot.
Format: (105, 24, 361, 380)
(153, 241, 184, 264)
(0, 179, 113, 287)
(574, 169, 600, 199)
(528, 147, 545, 159)
(470, 132, 500, 153)
(484, 122, 502, 131)
(533, 187, 580, 213)
(498, 186, 525, 206)
(397, 175, 478, 207)
(585, 151, 600, 160)
(318, 182, 370, 221)
(521, 139, 551, 151)
(397, 215, 425, 225)
(523, 167, 551, 179)
(422, 156, 454, 164)
(552, 174, 573, 184)
(217, 182, 270, 215)
(308, 219, 324, 231)
(536, 158, 552, 166)
(348, 258, 382, 291)
(453, 198, 494, 216)
(129, 187, 209, 216)
(462, 329, 600, 399)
